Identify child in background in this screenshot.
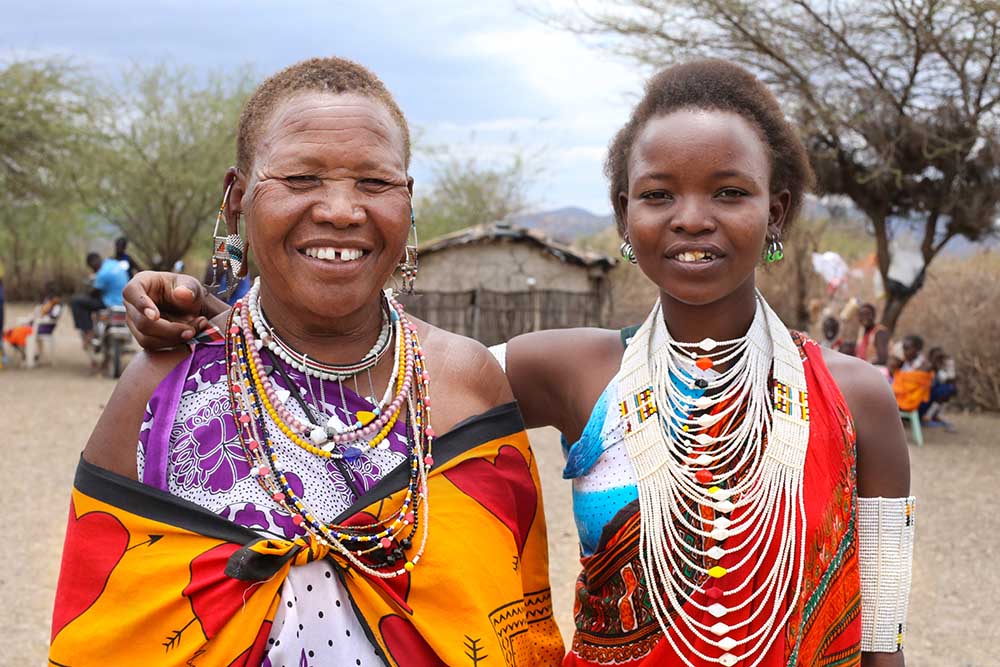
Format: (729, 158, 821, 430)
(3, 283, 62, 358)
(922, 346, 958, 429)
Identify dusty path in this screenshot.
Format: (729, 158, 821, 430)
(2, 303, 995, 666)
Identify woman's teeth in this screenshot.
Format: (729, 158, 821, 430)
(303, 247, 365, 262)
(676, 250, 716, 263)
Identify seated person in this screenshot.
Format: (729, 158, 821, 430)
(890, 335, 933, 413)
(3, 283, 62, 353)
(70, 252, 129, 350)
(921, 346, 958, 427)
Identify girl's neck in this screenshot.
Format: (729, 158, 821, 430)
(658, 276, 759, 344)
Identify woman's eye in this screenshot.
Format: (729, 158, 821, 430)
(359, 178, 394, 192)
(717, 188, 747, 198)
(285, 175, 320, 186)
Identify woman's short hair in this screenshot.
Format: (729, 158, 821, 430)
(605, 59, 814, 236)
(236, 57, 411, 174)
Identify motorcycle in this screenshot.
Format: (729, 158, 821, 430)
(91, 306, 133, 378)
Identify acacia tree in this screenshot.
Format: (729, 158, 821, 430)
(416, 147, 540, 241)
(550, 0, 1000, 330)
(0, 59, 97, 296)
(91, 65, 254, 270)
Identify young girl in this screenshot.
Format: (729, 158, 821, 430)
(124, 60, 914, 667)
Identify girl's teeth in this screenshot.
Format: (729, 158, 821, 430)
(677, 251, 714, 263)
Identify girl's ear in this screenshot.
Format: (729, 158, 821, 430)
(768, 189, 792, 238)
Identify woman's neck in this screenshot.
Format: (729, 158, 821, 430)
(658, 276, 759, 344)
(257, 284, 385, 365)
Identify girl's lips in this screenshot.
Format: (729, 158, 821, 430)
(664, 254, 726, 273)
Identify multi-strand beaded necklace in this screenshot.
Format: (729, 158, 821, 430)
(225, 281, 435, 578)
(618, 293, 810, 667)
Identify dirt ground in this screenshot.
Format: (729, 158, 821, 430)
(2, 302, 997, 666)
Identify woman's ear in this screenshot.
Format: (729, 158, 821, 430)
(768, 189, 792, 238)
(223, 167, 245, 235)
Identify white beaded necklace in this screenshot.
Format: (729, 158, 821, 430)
(248, 278, 392, 382)
(617, 292, 809, 667)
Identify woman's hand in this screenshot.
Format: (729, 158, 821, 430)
(122, 271, 224, 350)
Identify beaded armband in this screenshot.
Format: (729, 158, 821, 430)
(488, 343, 507, 372)
(858, 496, 916, 653)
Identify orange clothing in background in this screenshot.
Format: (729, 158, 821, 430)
(893, 370, 933, 412)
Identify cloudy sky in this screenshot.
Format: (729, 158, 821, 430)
(2, 0, 647, 214)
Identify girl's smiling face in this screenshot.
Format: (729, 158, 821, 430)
(622, 108, 790, 311)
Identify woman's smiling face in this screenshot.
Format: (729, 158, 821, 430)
(238, 91, 412, 323)
(623, 108, 788, 310)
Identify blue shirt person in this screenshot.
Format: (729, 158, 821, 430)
(70, 252, 130, 347)
(93, 257, 129, 307)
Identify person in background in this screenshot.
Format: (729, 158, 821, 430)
(69, 252, 129, 350)
(3, 282, 62, 353)
(855, 302, 890, 366)
(922, 346, 958, 428)
(818, 314, 843, 350)
(889, 334, 931, 373)
(113, 237, 142, 279)
(890, 334, 934, 415)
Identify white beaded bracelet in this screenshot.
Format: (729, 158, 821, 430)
(858, 496, 916, 653)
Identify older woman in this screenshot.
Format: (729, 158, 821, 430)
(50, 57, 563, 667)
(125, 61, 915, 667)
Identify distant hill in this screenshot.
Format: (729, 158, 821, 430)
(511, 207, 614, 243)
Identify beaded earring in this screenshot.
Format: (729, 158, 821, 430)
(398, 210, 419, 293)
(620, 238, 638, 264)
(765, 235, 785, 264)
(210, 183, 245, 286)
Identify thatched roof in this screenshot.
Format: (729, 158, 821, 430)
(420, 222, 617, 271)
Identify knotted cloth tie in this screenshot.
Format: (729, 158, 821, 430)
(225, 534, 333, 581)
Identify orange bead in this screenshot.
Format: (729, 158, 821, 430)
(696, 357, 714, 371)
(695, 469, 714, 484)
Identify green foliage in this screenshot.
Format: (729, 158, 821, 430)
(0, 59, 98, 297)
(416, 146, 539, 241)
(89, 64, 255, 270)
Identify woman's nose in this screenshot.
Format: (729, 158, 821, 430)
(312, 181, 366, 227)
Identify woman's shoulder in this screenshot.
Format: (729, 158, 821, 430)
(414, 319, 514, 431)
(82, 347, 193, 479)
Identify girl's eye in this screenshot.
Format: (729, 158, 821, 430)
(640, 190, 673, 201)
(717, 188, 748, 198)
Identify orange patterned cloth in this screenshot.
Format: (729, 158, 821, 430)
(565, 337, 861, 667)
(50, 404, 564, 666)
(892, 370, 933, 412)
